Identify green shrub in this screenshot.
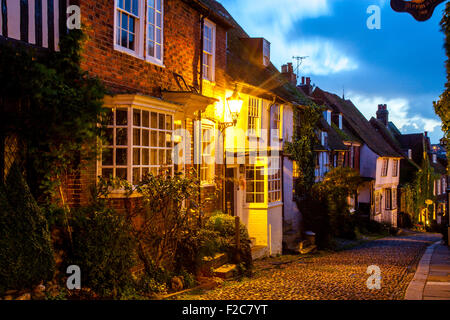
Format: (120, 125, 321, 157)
(68, 203, 137, 298)
(205, 213, 253, 273)
(0, 163, 55, 294)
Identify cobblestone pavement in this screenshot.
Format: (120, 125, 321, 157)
(178, 233, 441, 300)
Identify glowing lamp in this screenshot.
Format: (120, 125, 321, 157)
(226, 85, 244, 124)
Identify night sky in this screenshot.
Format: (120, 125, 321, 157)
(220, 0, 447, 143)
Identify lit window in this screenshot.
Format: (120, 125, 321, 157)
(201, 125, 215, 184)
(381, 159, 389, 177)
(101, 107, 174, 184)
(147, 0, 163, 63)
(115, 0, 141, 52)
(203, 20, 215, 81)
(268, 158, 281, 203)
(392, 159, 399, 177)
(246, 165, 264, 203)
(248, 98, 261, 136)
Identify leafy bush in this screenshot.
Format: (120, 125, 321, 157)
(205, 213, 253, 273)
(0, 163, 55, 294)
(67, 202, 137, 299)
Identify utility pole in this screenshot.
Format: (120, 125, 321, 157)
(292, 56, 309, 81)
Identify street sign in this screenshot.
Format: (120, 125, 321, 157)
(391, 0, 446, 21)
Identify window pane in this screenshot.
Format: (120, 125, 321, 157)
(151, 149, 157, 165)
(121, 12, 128, 29)
(256, 194, 264, 203)
(102, 148, 113, 166)
(156, 13, 161, 28)
(156, 45, 161, 60)
(151, 112, 158, 128)
(133, 128, 141, 145)
(143, 149, 149, 165)
(246, 194, 254, 203)
(159, 132, 165, 147)
(116, 109, 128, 125)
(159, 114, 165, 129)
(256, 182, 264, 193)
(159, 148, 165, 164)
(104, 108, 114, 125)
(148, 42, 155, 57)
(151, 131, 158, 147)
(142, 167, 149, 178)
(156, 28, 161, 43)
(166, 115, 172, 129)
(132, 0, 139, 15)
(133, 148, 140, 165)
(143, 111, 150, 127)
(148, 25, 154, 41)
(143, 130, 149, 146)
(157, 0, 161, 11)
(116, 168, 127, 180)
(116, 128, 128, 146)
(166, 150, 172, 165)
(125, 0, 131, 12)
(116, 149, 128, 166)
(121, 30, 127, 48)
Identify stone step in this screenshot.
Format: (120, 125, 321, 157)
(200, 253, 229, 276)
(251, 245, 269, 260)
(213, 264, 238, 279)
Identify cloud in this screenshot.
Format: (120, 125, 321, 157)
(348, 92, 442, 134)
(222, 0, 358, 75)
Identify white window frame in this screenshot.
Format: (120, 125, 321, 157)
(381, 159, 389, 177)
(100, 106, 174, 185)
(146, 0, 164, 65)
(245, 164, 265, 204)
(200, 122, 216, 185)
(114, 0, 145, 59)
(392, 159, 399, 177)
(202, 19, 216, 82)
(268, 157, 281, 203)
(248, 97, 261, 137)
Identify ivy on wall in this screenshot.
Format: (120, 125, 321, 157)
(0, 29, 106, 202)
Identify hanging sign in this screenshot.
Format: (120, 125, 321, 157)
(391, 0, 446, 21)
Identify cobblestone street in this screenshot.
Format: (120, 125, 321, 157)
(179, 233, 442, 300)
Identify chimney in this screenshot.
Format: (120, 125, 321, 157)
(301, 77, 305, 85)
(306, 77, 311, 86)
(376, 104, 389, 126)
(281, 62, 297, 86)
(424, 131, 428, 137)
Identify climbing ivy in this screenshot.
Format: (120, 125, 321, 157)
(0, 29, 106, 202)
(284, 103, 323, 196)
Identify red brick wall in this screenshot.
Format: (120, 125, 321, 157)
(78, 0, 227, 95)
(63, 0, 227, 210)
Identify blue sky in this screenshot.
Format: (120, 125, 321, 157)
(220, 0, 447, 143)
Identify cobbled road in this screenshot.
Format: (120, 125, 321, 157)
(179, 233, 441, 300)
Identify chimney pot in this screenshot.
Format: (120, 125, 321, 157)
(425, 131, 428, 137)
(301, 77, 305, 85)
(306, 77, 311, 86)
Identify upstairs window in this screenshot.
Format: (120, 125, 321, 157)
(203, 20, 216, 81)
(392, 159, 399, 177)
(381, 159, 389, 177)
(147, 0, 163, 63)
(272, 104, 281, 139)
(268, 158, 281, 203)
(116, 0, 140, 52)
(248, 98, 261, 136)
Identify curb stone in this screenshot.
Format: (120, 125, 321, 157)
(404, 241, 441, 300)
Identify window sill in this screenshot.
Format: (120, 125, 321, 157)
(145, 56, 165, 68)
(114, 45, 144, 60)
(201, 183, 215, 188)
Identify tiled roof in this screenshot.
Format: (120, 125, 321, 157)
(313, 88, 402, 158)
(197, 0, 312, 105)
(318, 118, 348, 151)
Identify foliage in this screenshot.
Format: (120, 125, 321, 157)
(285, 104, 323, 196)
(435, 2, 450, 172)
(313, 168, 363, 240)
(119, 170, 203, 274)
(0, 163, 55, 294)
(0, 29, 106, 201)
(204, 213, 253, 272)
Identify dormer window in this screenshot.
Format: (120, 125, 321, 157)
(263, 39, 270, 67)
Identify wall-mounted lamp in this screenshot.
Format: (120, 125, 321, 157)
(219, 85, 244, 132)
